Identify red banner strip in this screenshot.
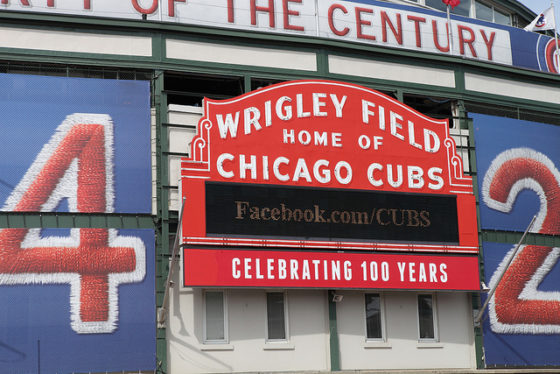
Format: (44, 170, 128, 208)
(183, 248, 480, 290)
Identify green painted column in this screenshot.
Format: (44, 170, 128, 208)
(465, 109, 485, 369)
(153, 70, 169, 374)
(328, 290, 341, 371)
(473, 293, 485, 369)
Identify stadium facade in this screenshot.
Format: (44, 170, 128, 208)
(1, 0, 560, 373)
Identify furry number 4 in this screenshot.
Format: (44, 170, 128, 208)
(0, 114, 145, 334)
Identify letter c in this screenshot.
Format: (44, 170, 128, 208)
(232, 258, 241, 279)
(328, 4, 350, 36)
(367, 163, 384, 187)
(217, 153, 235, 179)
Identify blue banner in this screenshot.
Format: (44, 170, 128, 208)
(0, 228, 156, 374)
(0, 74, 155, 373)
(473, 113, 560, 232)
(474, 113, 560, 366)
(0, 73, 151, 213)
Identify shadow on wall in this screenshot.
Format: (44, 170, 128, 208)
(168, 267, 234, 373)
(337, 290, 473, 346)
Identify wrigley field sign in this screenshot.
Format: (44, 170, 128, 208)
(181, 80, 478, 253)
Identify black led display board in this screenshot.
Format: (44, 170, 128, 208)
(205, 182, 459, 244)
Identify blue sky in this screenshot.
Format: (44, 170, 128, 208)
(517, 0, 560, 31)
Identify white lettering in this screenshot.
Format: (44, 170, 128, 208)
(424, 129, 440, 153)
(314, 131, 328, 146)
(217, 153, 234, 179)
(332, 261, 340, 280)
(296, 93, 311, 118)
(276, 96, 293, 120)
(397, 262, 406, 282)
(381, 262, 390, 281)
(313, 159, 331, 183)
(390, 111, 405, 141)
(428, 167, 444, 190)
(344, 261, 352, 280)
(440, 263, 448, 283)
(239, 154, 257, 179)
(255, 258, 264, 279)
(302, 260, 311, 279)
(409, 262, 416, 282)
(232, 258, 241, 279)
(334, 161, 352, 184)
(290, 259, 299, 280)
(273, 157, 290, 181)
(283, 129, 295, 144)
(429, 263, 438, 282)
(358, 134, 370, 150)
(330, 94, 347, 118)
(367, 163, 384, 187)
(419, 263, 427, 282)
(312, 259, 321, 280)
(267, 258, 275, 279)
(298, 130, 311, 145)
(264, 100, 272, 127)
(408, 121, 422, 149)
(313, 93, 328, 117)
(279, 259, 287, 279)
(216, 112, 240, 139)
(387, 164, 403, 188)
(407, 165, 424, 189)
(332, 132, 342, 147)
(292, 158, 313, 182)
(362, 100, 376, 124)
(244, 258, 252, 279)
(244, 107, 261, 134)
(262, 156, 269, 180)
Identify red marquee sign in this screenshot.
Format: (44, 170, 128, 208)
(183, 248, 480, 291)
(181, 80, 478, 253)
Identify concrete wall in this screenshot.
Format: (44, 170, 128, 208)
(337, 290, 476, 370)
(168, 267, 476, 373)
(167, 267, 330, 373)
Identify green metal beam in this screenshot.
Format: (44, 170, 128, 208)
(243, 74, 252, 93)
(0, 212, 154, 229)
(328, 290, 341, 371)
(481, 230, 560, 246)
(153, 69, 170, 374)
(472, 293, 484, 369)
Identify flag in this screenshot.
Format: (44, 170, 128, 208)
(524, 7, 556, 32)
(442, 0, 460, 9)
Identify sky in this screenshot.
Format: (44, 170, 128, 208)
(517, 0, 560, 31)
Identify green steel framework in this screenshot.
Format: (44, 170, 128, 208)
(1, 9, 560, 373)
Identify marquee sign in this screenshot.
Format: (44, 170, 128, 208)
(183, 248, 480, 290)
(181, 80, 478, 253)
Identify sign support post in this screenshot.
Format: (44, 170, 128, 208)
(328, 290, 341, 372)
(157, 197, 186, 328)
(447, 5, 455, 55)
(474, 215, 537, 325)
